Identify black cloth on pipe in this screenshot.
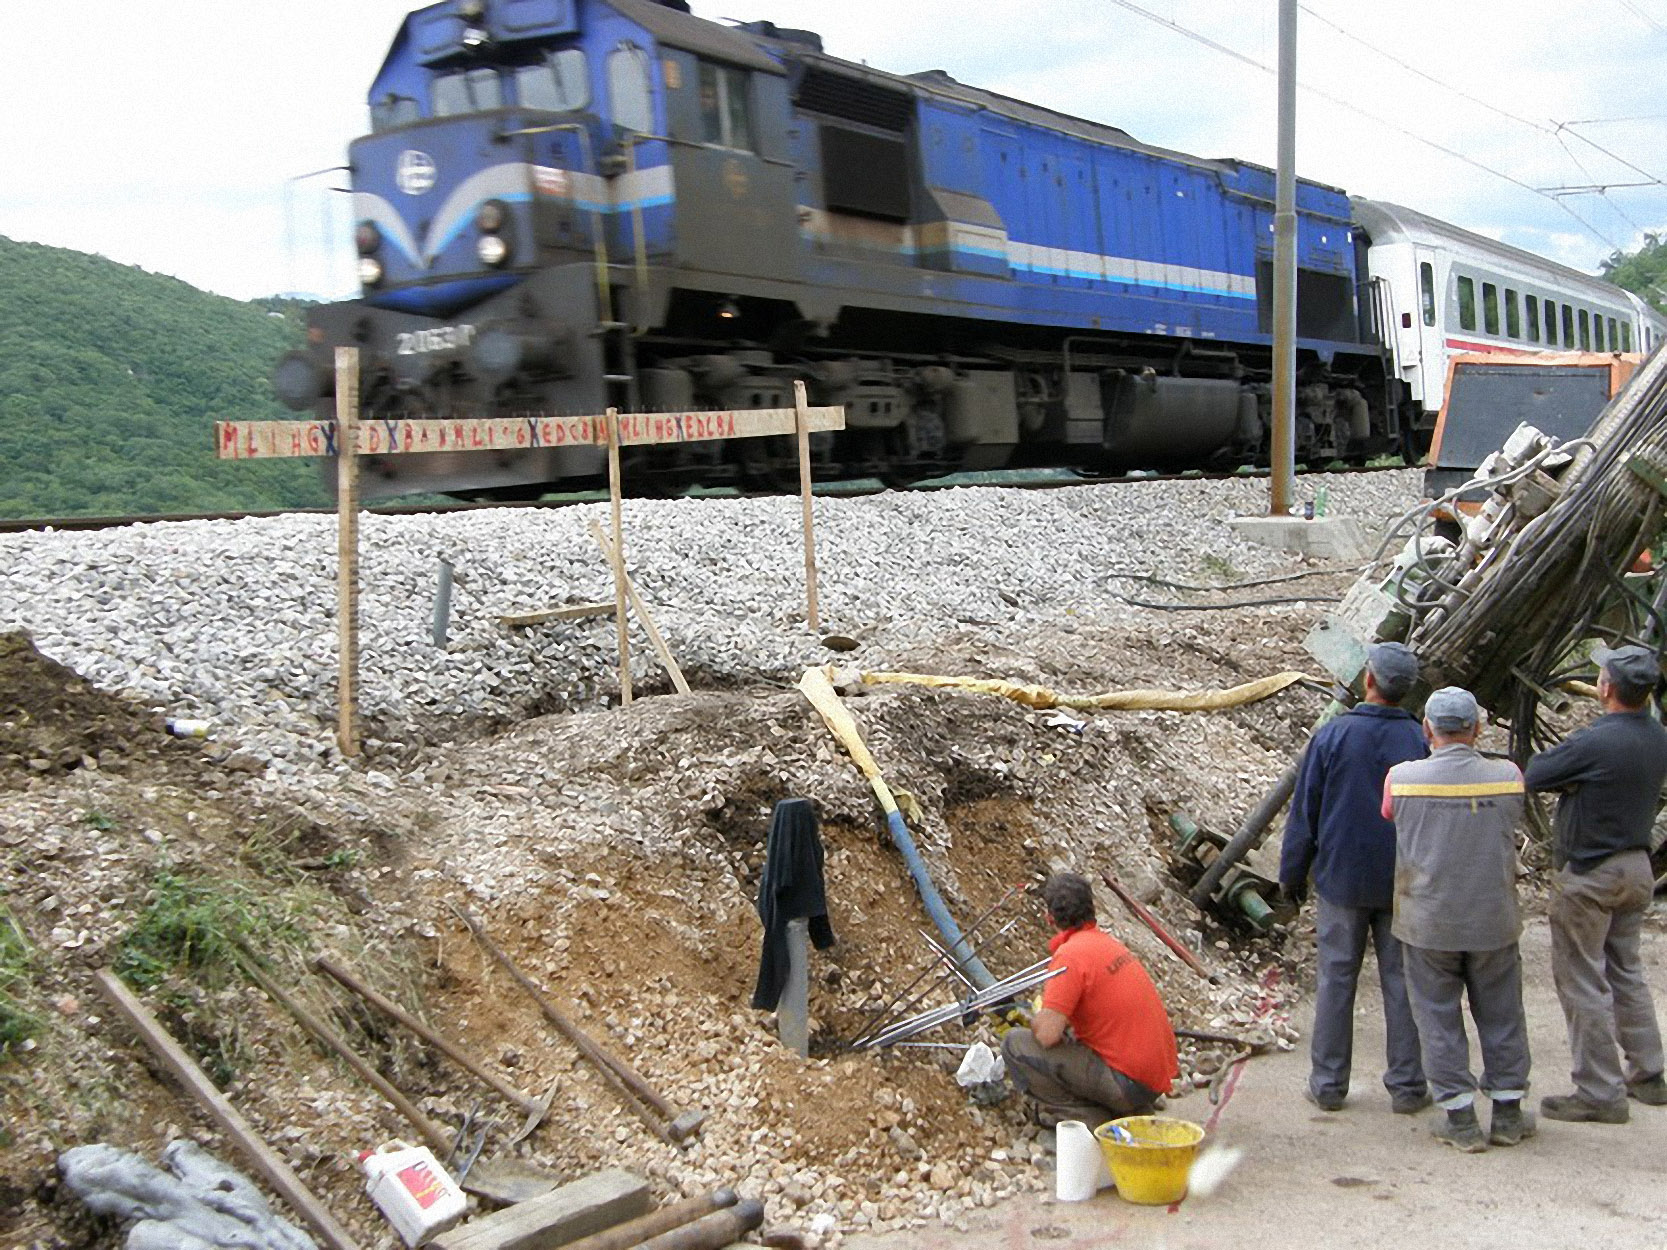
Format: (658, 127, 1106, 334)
(751, 798, 836, 1010)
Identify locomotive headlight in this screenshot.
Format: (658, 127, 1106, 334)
(354, 220, 383, 255)
(476, 199, 509, 233)
(476, 234, 510, 266)
(357, 257, 384, 286)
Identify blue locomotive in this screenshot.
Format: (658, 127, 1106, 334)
(274, 0, 1401, 497)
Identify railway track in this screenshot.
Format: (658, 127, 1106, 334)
(0, 463, 1408, 536)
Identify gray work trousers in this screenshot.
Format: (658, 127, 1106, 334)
(1402, 943, 1531, 1109)
(1309, 897, 1426, 1101)
(1550, 848, 1665, 1103)
(1001, 1028, 1158, 1129)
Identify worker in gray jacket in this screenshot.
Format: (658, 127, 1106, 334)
(1525, 643, 1667, 1123)
(1384, 687, 1531, 1153)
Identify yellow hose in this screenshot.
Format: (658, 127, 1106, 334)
(842, 668, 1313, 711)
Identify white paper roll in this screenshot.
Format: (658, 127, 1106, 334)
(1054, 1121, 1104, 1202)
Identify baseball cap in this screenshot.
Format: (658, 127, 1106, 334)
(1425, 686, 1480, 734)
(1366, 642, 1419, 698)
(1593, 644, 1660, 697)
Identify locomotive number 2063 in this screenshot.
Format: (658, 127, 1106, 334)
(396, 325, 476, 355)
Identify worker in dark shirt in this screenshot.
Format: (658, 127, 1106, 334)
(1525, 644, 1667, 1123)
(1281, 642, 1431, 1114)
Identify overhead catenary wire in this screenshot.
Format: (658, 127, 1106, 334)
(1102, 0, 1632, 251)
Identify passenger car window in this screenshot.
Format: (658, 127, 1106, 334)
(1457, 276, 1476, 331)
(517, 49, 589, 111)
(1419, 262, 1436, 326)
(1563, 305, 1575, 347)
(1505, 289, 1520, 338)
(608, 44, 655, 133)
(1622, 322, 1633, 352)
(1525, 295, 1540, 342)
(698, 61, 754, 151)
(434, 68, 503, 117)
(1545, 301, 1558, 345)
(1607, 317, 1618, 351)
(1482, 283, 1499, 335)
(1578, 309, 1591, 350)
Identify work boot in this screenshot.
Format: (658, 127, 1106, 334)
(1488, 1099, 1535, 1147)
(1431, 1105, 1487, 1153)
(1391, 1089, 1433, 1115)
(1627, 1073, 1667, 1106)
(1539, 1093, 1629, 1124)
(1304, 1086, 1344, 1113)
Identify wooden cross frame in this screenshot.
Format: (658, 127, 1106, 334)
(217, 367, 843, 751)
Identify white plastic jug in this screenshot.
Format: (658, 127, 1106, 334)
(359, 1140, 467, 1246)
(1055, 1120, 1113, 1201)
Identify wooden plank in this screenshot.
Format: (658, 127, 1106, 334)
(607, 411, 631, 708)
(499, 601, 616, 628)
(586, 518, 691, 696)
(93, 969, 363, 1250)
(335, 347, 361, 759)
(793, 380, 821, 634)
(215, 407, 845, 460)
(427, 1169, 650, 1250)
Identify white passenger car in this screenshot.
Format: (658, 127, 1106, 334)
(1352, 197, 1667, 425)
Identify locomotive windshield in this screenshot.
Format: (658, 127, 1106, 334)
(369, 48, 591, 132)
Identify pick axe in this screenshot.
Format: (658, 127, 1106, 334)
(314, 954, 555, 1144)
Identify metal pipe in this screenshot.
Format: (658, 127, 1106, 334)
(1269, 0, 1298, 516)
(561, 1190, 738, 1250)
(432, 558, 454, 648)
(635, 1199, 765, 1250)
(1188, 759, 1302, 908)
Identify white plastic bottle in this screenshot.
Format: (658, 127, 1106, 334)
(359, 1141, 467, 1246)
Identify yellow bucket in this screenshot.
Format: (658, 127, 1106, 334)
(1094, 1115, 1205, 1205)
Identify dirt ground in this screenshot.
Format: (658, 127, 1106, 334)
(848, 912, 1667, 1250)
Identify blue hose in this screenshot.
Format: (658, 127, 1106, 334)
(884, 808, 997, 990)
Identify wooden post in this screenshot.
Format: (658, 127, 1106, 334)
(93, 969, 363, 1250)
(334, 347, 360, 757)
(585, 518, 691, 695)
(606, 408, 632, 707)
(793, 380, 821, 634)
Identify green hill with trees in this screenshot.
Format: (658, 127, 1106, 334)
(1604, 234, 1667, 314)
(0, 237, 329, 517)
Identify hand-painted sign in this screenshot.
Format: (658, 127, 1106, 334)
(215, 406, 844, 460)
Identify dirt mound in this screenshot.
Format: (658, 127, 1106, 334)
(0, 631, 191, 784)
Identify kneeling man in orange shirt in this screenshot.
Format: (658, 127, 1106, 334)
(1001, 872, 1180, 1127)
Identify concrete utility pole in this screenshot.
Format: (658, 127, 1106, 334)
(1270, 0, 1298, 516)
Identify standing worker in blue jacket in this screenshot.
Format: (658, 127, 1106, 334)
(1280, 642, 1431, 1114)
(1525, 644, 1667, 1123)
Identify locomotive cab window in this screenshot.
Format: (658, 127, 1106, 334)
(1482, 283, 1500, 335)
(608, 44, 655, 134)
(1419, 262, 1436, 326)
(1457, 275, 1477, 331)
(372, 92, 422, 132)
(516, 49, 590, 112)
(1525, 294, 1540, 342)
(698, 62, 755, 151)
(434, 68, 503, 116)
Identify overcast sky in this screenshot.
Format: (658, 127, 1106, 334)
(4, 0, 1663, 301)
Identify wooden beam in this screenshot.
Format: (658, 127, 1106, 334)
(606, 410, 631, 708)
(93, 969, 363, 1250)
(334, 347, 360, 758)
(427, 1169, 650, 1250)
(794, 380, 821, 635)
(586, 517, 691, 696)
(498, 601, 616, 628)
(215, 407, 846, 460)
